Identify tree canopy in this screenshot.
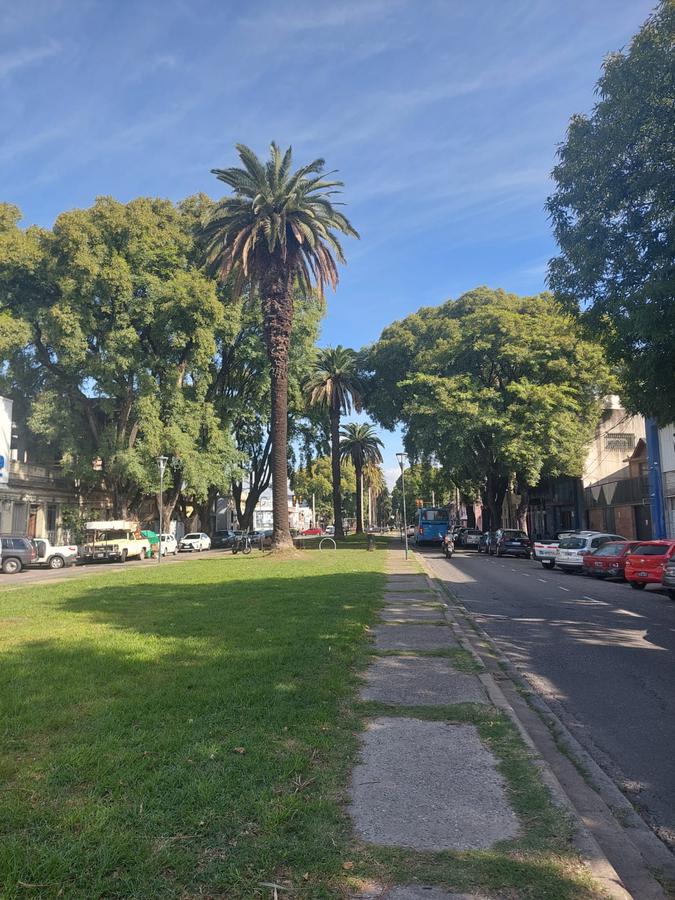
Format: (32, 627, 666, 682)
(362, 287, 613, 527)
(547, 0, 675, 423)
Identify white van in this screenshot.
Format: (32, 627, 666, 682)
(556, 531, 626, 572)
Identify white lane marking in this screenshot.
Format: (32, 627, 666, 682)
(558, 586, 571, 592)
(522, 573, 531, 577)
(583, 596, 596, 601)
(538, 578, 548, 583)
(510, 568, 517, 572)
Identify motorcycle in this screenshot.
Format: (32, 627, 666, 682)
(443, 532, 454, 559)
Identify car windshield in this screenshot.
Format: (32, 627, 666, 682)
(94, 530, 128, 541)
(559, 537, 587, 549)
(631, 543, 671, 556)
(421, 509, 449, 522)
(594, 543, 625, 557)
(183, 533, 200, 540)
(503, 531, 527, 539)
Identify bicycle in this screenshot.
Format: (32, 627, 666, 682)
(231, 532, 252, 555)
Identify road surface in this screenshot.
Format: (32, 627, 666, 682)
(422, 546, 675, 852)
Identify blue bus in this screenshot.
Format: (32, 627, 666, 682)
(414, 507, 450, 545)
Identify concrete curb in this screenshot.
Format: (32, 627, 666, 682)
(411, 548, 638, 900)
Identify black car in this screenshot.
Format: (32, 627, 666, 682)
(662, 557, 675, 601)
(477, 531, 493, 553)
(211, 530, 237, 550)
(0, 534, 36, 574)
(492, 528, 531, 559)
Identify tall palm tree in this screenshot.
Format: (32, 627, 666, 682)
(340, 423, 384, 534)
(305, 346, 362, 538)
(204, 143, 358, 549)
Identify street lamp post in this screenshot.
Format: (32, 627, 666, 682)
(396, 452, 409, 560)
(157, 456, 168, 564)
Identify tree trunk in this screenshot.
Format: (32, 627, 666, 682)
(516, 481, 530, 534)
(355, 463, 364, 534)
(484, 471, 508, 530)
(262, 270, 294, 551)
(232, 435, 272, 531)
(330, 405, 344, 538)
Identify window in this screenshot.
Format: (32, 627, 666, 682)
(594, 544, 624, 557)
(560, 537, 586, 549)
(420, 509, 449, 522)
(631, 543, 670, 556)
(604, 432, 636, 452)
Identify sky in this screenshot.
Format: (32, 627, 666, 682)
(1, 0, 655, 487)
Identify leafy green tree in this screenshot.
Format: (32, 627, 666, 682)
(204, 143, 358, 549)
(363, 287, 612, 528)
(0, 197, 236, 519)
(339, 422, 383, 534)
(304, 346, 362, 538)
(547, 0, 675, 423)
(291, 455, 356, 525)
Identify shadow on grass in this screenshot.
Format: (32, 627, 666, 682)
(0, 569, 383, 900)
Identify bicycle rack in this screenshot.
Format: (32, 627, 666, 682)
(319, 538, 337, 551)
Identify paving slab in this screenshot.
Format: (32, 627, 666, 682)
(350, 717, 519, 850)
(373, 623, 459, 651)
(380, 605, 445, 622)
(384, 591, 436, 603)
(361, 655, 487, 706)
(386, 577, 430, 589)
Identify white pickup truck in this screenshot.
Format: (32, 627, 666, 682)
(82, 520, 150, 563)
(30, 538, 79, 569)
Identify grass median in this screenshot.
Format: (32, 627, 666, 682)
(0, 547, 385, 899)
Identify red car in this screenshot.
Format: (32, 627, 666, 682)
(301, 527, 322, 536)
(582, 541, 639, 579)
(624, 540, 675, 590)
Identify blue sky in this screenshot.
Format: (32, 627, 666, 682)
(1, 0, 655, 485)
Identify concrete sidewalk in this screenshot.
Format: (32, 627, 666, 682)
(348, 546, 633, 900)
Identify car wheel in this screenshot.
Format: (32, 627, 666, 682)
(497, 550, 503, 557)
(2, 557, 22, 574)
(173, 550, 177, 556)
(120, 549, 128, 563)
(667, 590, 675, 601)
(48, 555, 65, 569)
(629, 581, 645, 590)
(560, 568, 572, 574)
(543, 561, 555, 570)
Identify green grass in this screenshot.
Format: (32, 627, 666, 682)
(0, 549, 385, 899)
(1, 545, 602, 899)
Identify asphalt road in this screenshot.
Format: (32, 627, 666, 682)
(422, 546, 675, 851)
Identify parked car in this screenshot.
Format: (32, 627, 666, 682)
(532, 532, 576, 569)
(30, 538, 78, 569)
(301, 527, 322, 536)
(556, 531, 626, 573)
(581, 540, 639, 579)
(211, 530, 237, 550)
(325, 525, 335, 535)
(624, 540, 675, 590)
(82, 520, 150, 562)
(491, 528, 531, 558)
(160, 533, 178, 556)
(477, 531, 493, 554)
(179, 532, 211, 552)
(662, 556, 675, 600)
(459, 527, 482, 550)
(0, 534, 36, 574)
(405, 524, 415, 538)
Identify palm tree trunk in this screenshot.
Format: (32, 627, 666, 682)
(263, 272, 294, 551)
(355, 463, 364, 534)
(330, 405, 344, 538)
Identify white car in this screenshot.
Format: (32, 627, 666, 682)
(556, 531, 626, 572)
(179, 532, 211, 552)
(30, 538, 78, 569)
(160, 533, 178, 556)
(532, 532, 576, 569)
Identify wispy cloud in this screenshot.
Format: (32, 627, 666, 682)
(241, 0, 406, 34)
(0, 40, 60, 79)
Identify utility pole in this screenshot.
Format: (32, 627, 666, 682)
(396, 452, 409, 560)
(312, 493, 316, 530)
(157, 455, 168, 564)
